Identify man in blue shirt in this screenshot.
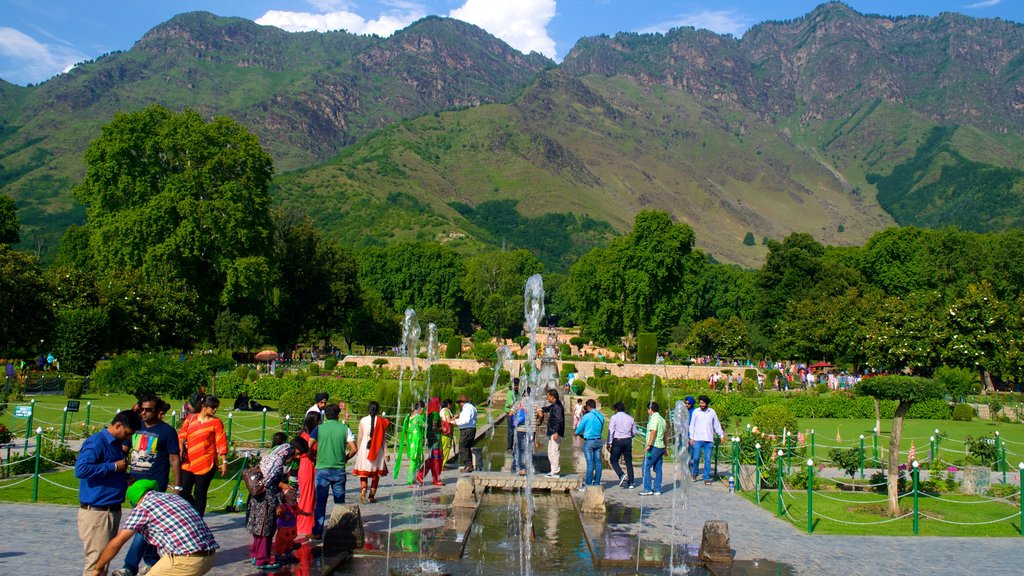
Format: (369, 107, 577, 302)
(574, 399, 605, 490)
(75, 410, 142, 576)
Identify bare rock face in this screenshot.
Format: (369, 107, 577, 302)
(699, 520, 733, 566)
(580, 485, 606, 515)
(324, 504, 364, 552)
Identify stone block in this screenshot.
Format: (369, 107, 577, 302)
(580, 485, 606, 515)
(699, 520, 732, 566)
(738, 465, 758, 491)
(453, 476, 478, 509)
(323, 504, 364, 552)
(961, 466, 992, 495)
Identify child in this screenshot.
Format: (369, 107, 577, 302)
(273, 491, 307, 563)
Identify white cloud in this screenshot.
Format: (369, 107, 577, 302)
(448, 0, 557, 59)
(965, 0, 1001, 8)
(638, 9, 753, 38)
(255, 4, 425, 37)
(0, 26, 87, 85)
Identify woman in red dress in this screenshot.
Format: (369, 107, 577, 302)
(296, 413, 319, 539)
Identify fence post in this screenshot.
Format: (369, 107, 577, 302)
(776, 449, 784, 517)
(754, 443, 761, 504)
(170, 410, 176, 430)
(714, 435, 719, 478)
(260, 407, 268, 447)
(24, 399, 35, 452)
(1002, 443, 1007, 484)
(227, 453, 248, 513)
(32, 427, 42, 502)
(284, 414, 291, 437)
(912, 460, 920, 535)
(929, 435, 935, 464)
(810, 429, 815, 460)
(859, 435, 865, 479)
(806, 458, 814, 534)
(872, 426, 879, 466)
(60, 407, 68, 444)
(995, 431, 1002, 479)
(226, 412, 233, 447)
(1018, 462, 1023, 537)
(85, 401, 91, 431)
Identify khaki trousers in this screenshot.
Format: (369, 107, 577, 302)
(547, 435, 561, 475)
(78, 507, 120, 576)
(148, 553, 216, 576)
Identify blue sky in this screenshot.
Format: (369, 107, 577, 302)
(1, 1, 1021, 86)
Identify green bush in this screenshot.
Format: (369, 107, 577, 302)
(966, 434, 999, 469)
(445, 336, 463, 359)
(212, 373, 245, 399)
(308, 363, 321, 376)
(429, 364, 452, 387)
(570, 336, 587, 348)
(51, 307, 109, 375)
(323, 357, 339, 371)
(345, 361, 357, 368)
(952, 403, 975, 421)
(814, 383, 829, 395)
(471, 329, 491, 344)
(246, 368, 259, 382)
(906, 399, 951, 419)
(933, 366, 979, 399)
(561, 363, 577, 376)
(473, 342, 497, 361)
(744, 369, 758, 381)
(91, 352, 208, 400)
(750, 404, 797, 436)
(559, 343, 571, 358)
(739, 377, 758, 397)
(637, 332, 658, 364)
(372, 358, 389, 366)
(764, 370, 781, 389)
(829, 447, 862, 479)
(64, 377, 85, 399)
(234, 365, 249, 379)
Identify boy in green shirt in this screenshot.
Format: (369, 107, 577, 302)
(639, 402, 667, 496)
(313, 404, 356, 537)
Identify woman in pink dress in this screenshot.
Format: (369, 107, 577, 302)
(296, 413, 318, 539)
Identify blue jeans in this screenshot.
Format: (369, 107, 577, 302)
(512, 430, 529, 472)
(583, 438, 603, 485)
(122, 531, 159, 574)
(692, 440, 714, 480)
(314, 468, 347, 536)
(642, 446, 665, 492)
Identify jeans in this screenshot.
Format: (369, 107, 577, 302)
(512, 430, 529, 472)
(692, 440, 714, 480)
(314, 468, 346, 536)
(123, 531, 159, 574)
(609, 437, 634, 484)
(583, 438, 603, 485)
(642, 446, 665, 492)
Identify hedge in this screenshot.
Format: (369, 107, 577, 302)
(637, 332, 658, 364)
(952, 403, 975, 421)
(445, 336, 463, 359)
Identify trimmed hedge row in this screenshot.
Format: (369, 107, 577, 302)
(685, 391, 951, 421)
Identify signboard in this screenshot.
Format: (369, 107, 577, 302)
(13, 405, 32, 419)
(66, 400, 81, 413)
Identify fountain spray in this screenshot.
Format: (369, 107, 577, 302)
(386, 308, 420, 573)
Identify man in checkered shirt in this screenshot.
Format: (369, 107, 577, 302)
(93, 480, 219, 576)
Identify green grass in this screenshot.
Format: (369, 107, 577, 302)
(741, 487, 1024, 537)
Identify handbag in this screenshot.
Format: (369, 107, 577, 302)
(441, 419, 452, 435)
(242, 466, 266, 498)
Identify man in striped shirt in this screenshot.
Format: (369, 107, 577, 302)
(93, 479, 219, 576)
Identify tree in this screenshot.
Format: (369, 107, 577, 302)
(742, 231, 755, 246)
(0, 195, 19, 245)
(856, 375, 945, 516)
(358, 242, 469, 329)
(463, 249, 542, 337)
(754, 233, 825, 338)
(51, 308, 109, 375)
(0, 245, 53, 356)
(940, 281, 1007, 392)
(74, 105, 275, 341)
(861, 292, 944, 374)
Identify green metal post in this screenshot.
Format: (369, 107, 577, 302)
(23, 400, 35, 452)
(260, 408, 267, 447)
(930, 436, 935, 464)
(859, 435, 865, 479)
(5, 443, 11, 478)
(227, 454, 248, 512)
(226, 412, 233, 447)
(810, 429, 815, 460)
(1001, 444, 1007, 484)
(995, 432, 1002, 476)
(872, 427, 879, 467)
(755, 443, 762, 506)
(714, 435, 720, 479)
(284, 414, 291, 437)
(912, 461, 920, 535)
(1018, 462, 1024, 537)
(85, 401, 91, 431)
(32, 427, 42, 502)
(170, 410, 176, 430)
(60, 407, 68, 444)
(807, 459, 814, 534)
(786, 432, 792, 475)
(776, 449, 784, 517)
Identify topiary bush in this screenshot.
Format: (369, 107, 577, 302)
(308, 363, 321, 376)
(559, 343, 571, 358)
(952, 403, 975, 421)
(429, 363, 452, 387)
(570, 336, 587, 348)
(750, 404, 798, 436)
(246, 368, 259, 382)
(323, 357, 339, 371)
(64, 377, 85, 399)
(637, 332, 658, 364)
(51, 307, 109, 375)
(445, 336, 463, 358)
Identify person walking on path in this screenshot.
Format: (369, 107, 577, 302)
(178, 395, 228, 517)
(92, 480, 218, 576)
(575, 399, 605, 489)
(115, 394, 182, 576)
(313, 404, 356, 538)
(248, 438, 308, 570)
(572, 399, 583, 430)
(439, 399, 455, 468)
(537, 389, 564, 477)
(640, 401, 668, 496)
(689, 395, 724, 484)
(353, 401, 390, 503)
(510, 389, 531, 476)
(607, 402, 638, 489)
(455, 394, 478, 472)
(395, 402, 426, 484)
(76, 410, 142, 576)
(295, 413, 319, 540)
(417, 397, 444, 486)
(305, 392, 329, 423)
(505, 379, 520, 452)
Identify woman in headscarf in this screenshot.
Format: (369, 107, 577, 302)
(295, 412, 319, 540)
(353, 401, 390, 503)
(248, 436, 309, 570)
(439, 398, 455, 468)
(417, 397, 444, 486)
(395, 401, 426, 485)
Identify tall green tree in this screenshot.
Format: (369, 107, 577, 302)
(754, 233, 825, 338)
(74, 105, 275, 342)
(940, 281, 1007, 391)
(861, 291, 944, 374)
(0, 245, 53, 356)
(463, 249, 542, 337)
(359, 242, 468, 330)
(0, 195, 19, 245)
(565, 211, 694, 343)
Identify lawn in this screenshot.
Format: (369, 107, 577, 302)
(740, 485, 1024, 537)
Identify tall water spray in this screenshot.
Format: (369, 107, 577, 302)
(489, 345, 512, 403)
(387, 308, 420, 573)
(669, 399, 693, 573)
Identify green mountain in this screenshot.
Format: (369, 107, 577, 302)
(3, 2, 1024, 268)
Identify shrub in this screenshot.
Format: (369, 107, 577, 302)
(0, 424, 12, 445)
(814, 383, 829, 395)
(51, 307, 109, 375)
(212, 373, 245, 400)
(933, 366, 979, 400)
(234, 365, 249, 379)
(952, 403, 974, 421)
(323, 357, 339, 371)
(829, 447, 861, 479)
(372, 358, 389, 366)
(91, 352, 208, 400)
(445, 336, 463, 359)
(906, 399, 951, 419)
(472, 342, 496, 361)
(344, 361, 357, 368)
(570, 336, 587, 348)
(966, 434, 999, 469)
(764, 370, 781, 390)
(988, 397, 1003, 418)
(739, 378, 758, 397)
(429, 364, 453, 387)
(308, 363, 321, 376)
(750, 404, 797, 436)
(637, 332, 658, 364)
(246, 368, 259, 382)
(64, 377, 85, 399)
(471, 329, 491, 344)
(561, 363, 577, 376)
(437, 328, 454, 345)
(870, 469, 906, 494)
(559, 343, 571, 358)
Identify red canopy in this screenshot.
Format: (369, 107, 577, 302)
(254, 350, 277, 361)
(808, 361, 832, 370)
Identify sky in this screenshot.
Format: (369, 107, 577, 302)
(1, 1, 1022, 86)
